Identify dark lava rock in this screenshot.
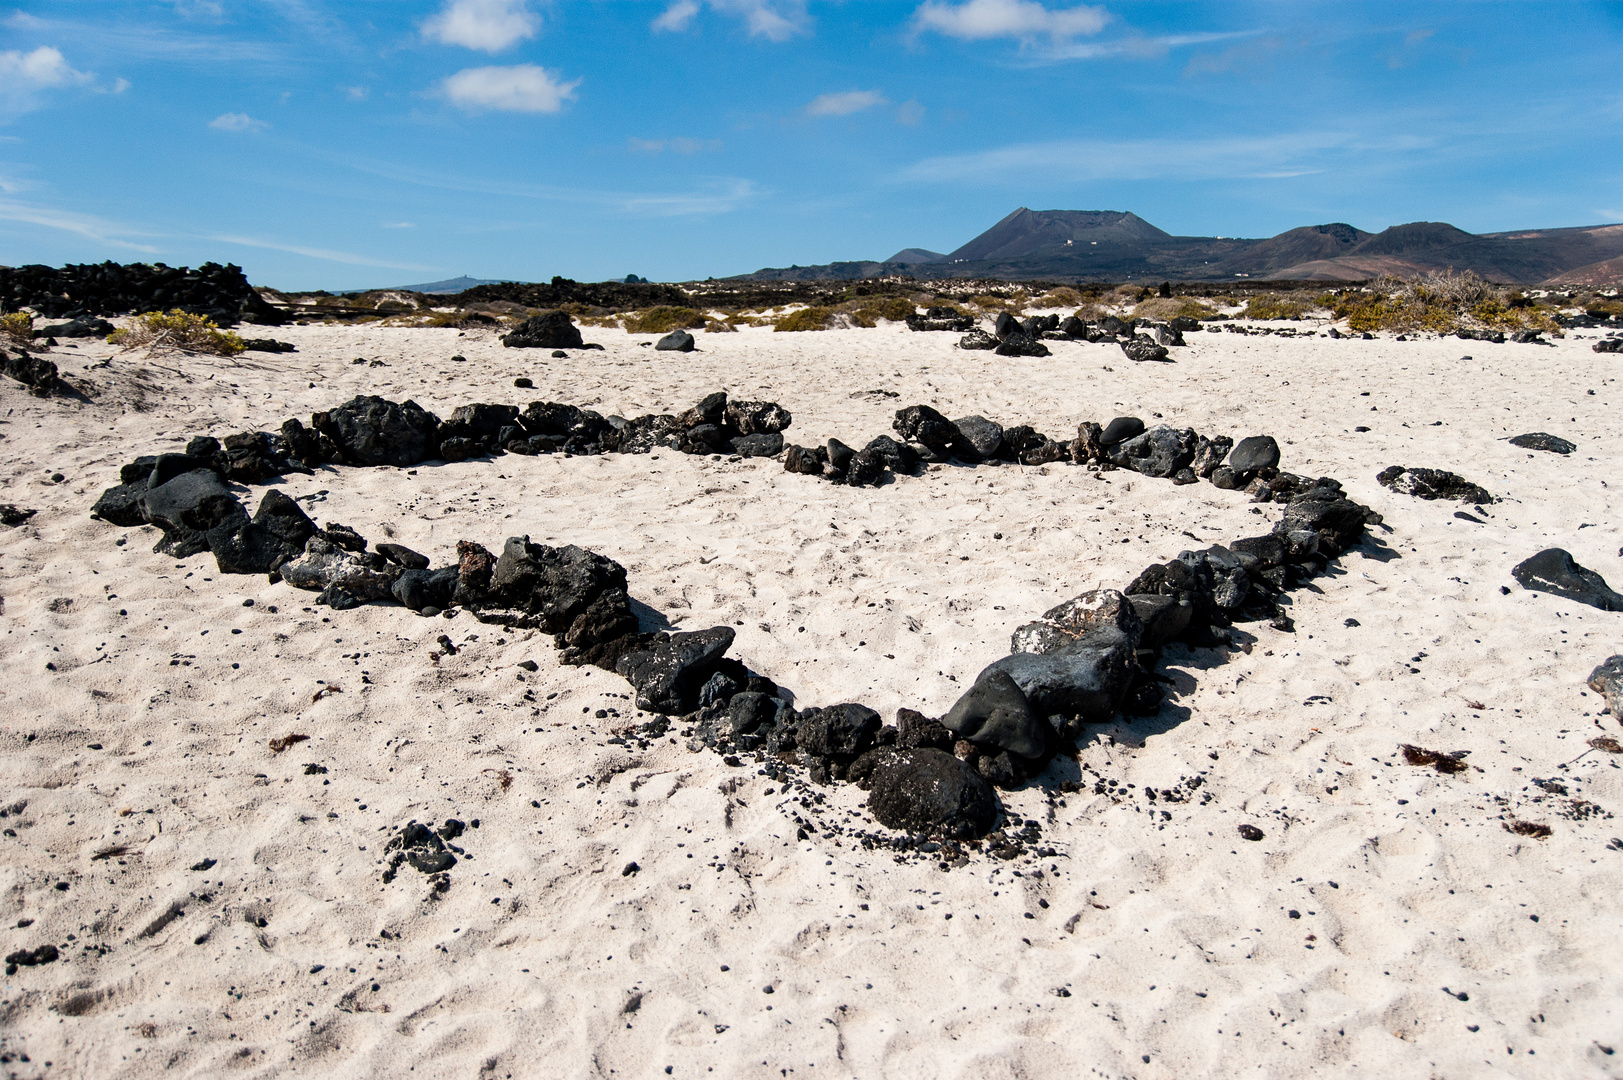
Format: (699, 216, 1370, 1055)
(322, 522, 367, 552)
(951, 415, 1003, 460)
(895, 707, 953, 750)
(994, 331, 1051, 358)
(797, 703, 881, 759)
(1191, 435, 1233, 478)
(782, 444, 827, 475)
(241, 338, 296, 353)
(1594, 339, 1623, 354)
(1270, 482, 1380, 556)
(940, 668, 1045, 759)
(826, 439, 856, 474)
(502, 311, 584, 350)
(1127, 594, 1193, 649)
(377, 542, 430, 570)
(893, 405, 966, 457)
(1238, 824, 1265, 842)
(1098, 416, 1145, 447)
(437, 404, 520, 453)
(2, 350, 58, 395)
(0, 504, 36, 527)
(1120, 336, 1169, 362)
(91, 482, 148, 527)
(5, 944, 59, 968)
(844, 448, 886, 486)
(732, 433, 783, 457)
(852, 747, 998, 840)
(905, 307, 973, 332)
(1508, 432, 1575, 455)
(208, 489, 318, 575)
(392, 567, 459, 612)
(656, 329, 696, 352)
(381, 821, 457, 883)
(1011, 589, 1144, 655)
(724, 400, 793, 435)
(1229, 435, 1281, 474)
(863, 435, 918, 475)
(1376, 466, 1493, 503)
(984, 632, 1135, 738)
(1511, 548, 1623, 611)
(488, 536, 629, 632)
(958, 329, 998, 350)
(315, 396, 440, 467)
(616, 626, 735, 714)
(1107, 425, 1197, 479)
(139, 469, 248, 558)
(41, 316, 114, 338)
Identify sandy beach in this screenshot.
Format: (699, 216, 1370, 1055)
(3, 317, 1622, 1078)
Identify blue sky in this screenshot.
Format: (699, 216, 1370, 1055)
(1, 0, 1620, 289)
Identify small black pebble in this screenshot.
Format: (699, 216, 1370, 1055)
(87, 743, 102, 750)
(53, 882, 69, 891)
(762, 986, 774, 994)
(719, 965, 729, 971)
(1500, 586, 1511, 595)
(518, 660, 538, 672)
(50, 473, 64, 483)
(514, 377, 533, 388)
(243, 599, 254, 607)
(1344, 618, 1360, 627)
(1238, 824, 1264, 842)
(1288, 910, 1300, 919)
(622, 862, 640, 876)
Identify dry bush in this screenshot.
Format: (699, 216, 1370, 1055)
(1241, 293, 1319, 320)
(774, 306, 834, 332)
(1, 311, 33, 346)
(622, 306, 707, 334)
(968, 292, 1025, 311)
(1030, 287, 1084, 309)
(703, 318, 736, 333)
(842, 296, 916, 327)
(108, 310, 246, 356)
(1332, 271, 1560, 334)
(1133, 296, 1219, 322)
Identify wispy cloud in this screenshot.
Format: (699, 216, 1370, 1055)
(653, 0, 809, 41)
(806, 90, 888, 117)
(629, 136, 724, 154)
(5, 11, 284, 65)
(0, 46, 94, 113)
(0, 198, 161, 252)
(209, 112, 268, 132)
(912, 0, 1109, 43)
(1044, 29, 1255, 61)
(423, 0, 539, 53)
(898, 131, 1395, 184)
(439, 65, 579, 113)
(206, 233, 436, 271)
(896, 99, 926, 125)
(342, 85, 369, 101)
(381, 221, 417, 229)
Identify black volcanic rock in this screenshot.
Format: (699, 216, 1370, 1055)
(1512, 549, 1623, 611)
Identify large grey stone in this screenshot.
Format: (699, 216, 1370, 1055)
(951, 415, 1003, 459)
(1107, 425, 1197, 479)
(1228, 435, 1281, 474)
(984, 630, 1135, 737)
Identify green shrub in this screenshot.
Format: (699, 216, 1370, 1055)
(108, 310, 246, 356)
(1133, 297, 1219, 322)
(0, 311, 33, 346)
(844, 296, 916, 327)
(622, 306, 706, 334)
(774, 306, 834, 332)
(1241, 293, 1318, 320)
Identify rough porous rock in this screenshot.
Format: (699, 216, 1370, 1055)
(957, 329, 997, 351)
(1376, 466, 1493, 503)
(1512, 549, 1623, 611)
(893, 405, 965, 457)
(1107, 425, 1197, 479)
(1011, 589, 1144, 655)
(1508, 432, 1575, 455)
(315, 396, 440, 468)
(797, 703, 881, 759)
(951, 415, 1003, 460)
(501, 311, 584, 350)
(1586, 655, 1623, 716)
(1120, 336, 1169, 362)
(731, 433, 784, 457)
(853, 747, 998, 840)
(376, 542, 430, 570)
(940, 668, 1046, 760)
(1127, 594, 1193, 649)
(895, 708, 954, 750)
(1191, 435, 1234, 478)
(616, 626, 736, 714)
(724, 400, 793, 436)
(488, 537, 629, 633)
(905, 307, 973, 332)
(863, 435, 919, 476)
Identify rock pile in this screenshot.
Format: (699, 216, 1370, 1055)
(89, 386, 1381, 847)
(0, 344, 58, 396)
(955, 311, 1189, 361)
(0, 261, 280, 326)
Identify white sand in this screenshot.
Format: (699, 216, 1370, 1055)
(2, 320, 1622, 1077)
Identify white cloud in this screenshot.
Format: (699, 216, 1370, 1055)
(110, 77, 131, 94)
(381, 221, 417, 229)
(208, 233, 435, 270)
(0, 46, 93, 111)
(440, 65, 579, 113)
(209, 111, 267, 132)
(422, 0, 539, 53)
(898, 132, 1366, 184)
(652, 0, 700, 33)
(0, 198, 161, 252)
(896, 99, 925, 125)
(912, 0, 1109, 42)
(628, 136, 723, 154)
(343, 85, 369, 100)
(806, 90, 888, 117)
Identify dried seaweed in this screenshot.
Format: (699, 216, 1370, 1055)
(1401, 744, 1469, 774)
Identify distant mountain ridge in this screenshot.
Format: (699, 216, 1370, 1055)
(735, 208, 1623, 285)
